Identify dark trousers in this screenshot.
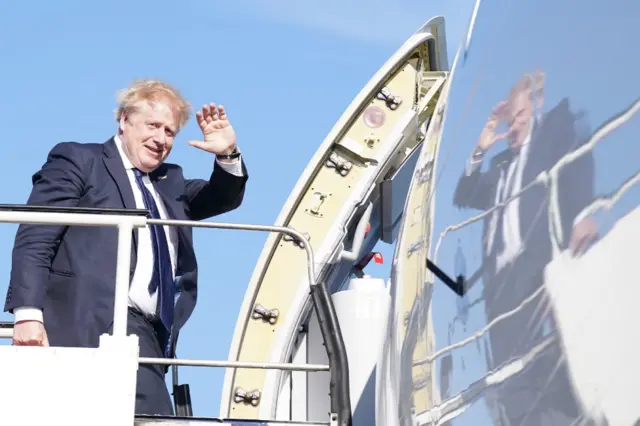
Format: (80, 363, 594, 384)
(107, 308, 174, 416)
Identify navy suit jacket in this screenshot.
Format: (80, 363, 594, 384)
(4, 137, 248, 350)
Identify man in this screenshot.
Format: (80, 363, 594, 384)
(4, 79, 248, 415)
(453, 73, 597, 425)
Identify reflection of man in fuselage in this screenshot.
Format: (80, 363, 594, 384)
(454, 73, 597, 425)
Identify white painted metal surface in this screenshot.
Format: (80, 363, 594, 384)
(545, 207, 640, 426)
(0, 334, 140, 426)
(332, 277, 390, 426)
(306, 310, 331, 423)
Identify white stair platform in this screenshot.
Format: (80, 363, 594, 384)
(0, 334, 140, 426)
(135, 418, 330, 426)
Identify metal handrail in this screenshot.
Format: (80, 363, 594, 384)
(0, 206, 318, 340)
(0, 207, 324, 372)
(0, 206, 351, 425)
(2, 320, 329, 372)
(139, 357, 329, 371)
(0, 207, 148, 338)
(147, 218, 317, 288)
(0, 322, 12, 339)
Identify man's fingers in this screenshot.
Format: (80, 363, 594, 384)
(217, 105, 227, 120)
(188, 140, 207, 150)
(209, 103, 219, 120)
(571, 236, 589, 257)
(568, 235, 580, 256)
(12, 321, 48, 347)
(196, 111, 207, 129)
(201, 104, 214, 123)
(569, 232, 596, 257)
(491, 100, 509, 118)
(492, 132, 509, 142)
(13, 336, 44, 346)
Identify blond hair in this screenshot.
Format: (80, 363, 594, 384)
(508, 70, 545, 103)
(115, 79, 192, 130)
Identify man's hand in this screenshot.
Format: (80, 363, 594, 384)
(568, 217, 598, 257)
(189, 103, 237, 156)
(476, 101, 510, 152)
(13, 320, 49, 347)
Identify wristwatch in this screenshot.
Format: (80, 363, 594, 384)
(471, 147, 485, 160)
(216, 146, 241, 160)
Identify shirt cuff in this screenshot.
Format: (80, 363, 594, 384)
(216, 157, 243, 177)
(14, 307, 44, 323)
(465, 156, 483, 176)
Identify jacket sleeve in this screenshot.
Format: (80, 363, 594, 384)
(543, 99, 596, 244)
(557, 133, 596, 242)
(453, 155, 496, 212)
(5, 142, 86, 313)
(184, 158, 248, 221)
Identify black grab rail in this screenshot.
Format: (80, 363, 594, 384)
(310, 272, 352, 426)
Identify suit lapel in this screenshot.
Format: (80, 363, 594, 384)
(103, 138, 137, 209)
(102, 137, 139, 252)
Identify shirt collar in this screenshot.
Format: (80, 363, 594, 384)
(114, 134, 134, 170)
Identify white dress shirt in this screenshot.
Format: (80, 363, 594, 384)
(14, 136, 243, 323)
(493, 139, 530, 271)
(465, 122, 534, 273)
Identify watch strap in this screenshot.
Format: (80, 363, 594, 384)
(216, 147, 241, 160)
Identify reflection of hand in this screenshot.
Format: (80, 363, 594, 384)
(568, 217, 598, 256)
(13, 320, 49, 347)
(476, 101, 510, 151)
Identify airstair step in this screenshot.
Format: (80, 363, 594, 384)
(134, 415, 329, 426)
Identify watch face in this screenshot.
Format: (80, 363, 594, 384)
(218, 148, 240, 159)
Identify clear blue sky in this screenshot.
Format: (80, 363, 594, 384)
(0, 0, 476, 418)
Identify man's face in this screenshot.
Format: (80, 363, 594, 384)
(506, 90, 533, 149)
(119, 100, 178, 172)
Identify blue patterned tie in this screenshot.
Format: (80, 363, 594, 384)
(132, 168, 175, 353)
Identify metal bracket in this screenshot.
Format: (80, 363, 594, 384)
(325, 152, 353, 176)
(364, 136, 380, 148)
(282, 232, 310, 248)
(426, 258, 465, 297)
(234, 387, 261, 406)
(377, 86, 402, 110)
(339, 202, 374, 261)
(415, 160, 433, 185)
(407, 238, 424, 258)
(329, 413, 339, 426)
(252, 303, 279, 325)
(306, 192, 329, 217)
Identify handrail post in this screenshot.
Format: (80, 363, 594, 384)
(113, 220, 134, 338)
